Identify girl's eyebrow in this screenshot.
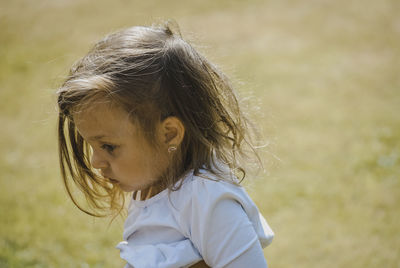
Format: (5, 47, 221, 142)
(88, 135, 109, 141)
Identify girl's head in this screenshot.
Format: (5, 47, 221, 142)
(57, 22, 259, 216)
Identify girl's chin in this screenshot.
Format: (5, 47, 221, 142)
(118, 184, 134, 192)
(118, 183, 139, 193)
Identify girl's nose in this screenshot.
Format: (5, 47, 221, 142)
(91, 151, 107, 169)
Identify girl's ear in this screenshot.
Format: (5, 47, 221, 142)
(158, 116, 185, 147)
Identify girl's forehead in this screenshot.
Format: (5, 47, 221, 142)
(74, 102, 124, 122)
(73, 103, 136, 139)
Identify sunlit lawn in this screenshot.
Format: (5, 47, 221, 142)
(1, 0, 399, 267)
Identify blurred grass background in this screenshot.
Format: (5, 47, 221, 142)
(1, 0, 399, 267)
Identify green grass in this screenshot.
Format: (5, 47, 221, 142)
(1, 0, 399, 267)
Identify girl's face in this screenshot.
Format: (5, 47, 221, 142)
(73, 102, 168, 192)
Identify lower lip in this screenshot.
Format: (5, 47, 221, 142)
(109, 178, 119, 184)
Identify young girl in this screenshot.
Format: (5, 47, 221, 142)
(57, 22, 274, 268)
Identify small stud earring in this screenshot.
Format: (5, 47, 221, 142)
(168, 145, 177, 153)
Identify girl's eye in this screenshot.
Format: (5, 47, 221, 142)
(101, 144, 116, 154)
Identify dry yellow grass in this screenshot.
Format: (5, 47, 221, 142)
(1, 0, 399, 267)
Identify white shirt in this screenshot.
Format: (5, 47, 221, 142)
(116, 169, 274, 268)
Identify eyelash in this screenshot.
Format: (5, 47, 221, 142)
(101, 144, 116, 154)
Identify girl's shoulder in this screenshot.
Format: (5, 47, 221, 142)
(169, 169, 245, 205)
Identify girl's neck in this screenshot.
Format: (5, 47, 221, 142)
(135, 184, 164, 201)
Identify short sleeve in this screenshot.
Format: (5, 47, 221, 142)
(171, 176, 274, 268)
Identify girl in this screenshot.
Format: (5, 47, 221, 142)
(57, 22, 274, 268)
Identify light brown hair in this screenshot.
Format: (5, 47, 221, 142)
(57, 22, 261, 217)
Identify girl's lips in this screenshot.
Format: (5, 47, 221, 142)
(109, 178, 119, 184)
(100, 172, 119, 183)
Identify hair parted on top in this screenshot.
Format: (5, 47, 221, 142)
(57, 21, 262, 217)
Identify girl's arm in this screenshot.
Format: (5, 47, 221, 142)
(198, 198, 268, 267)
(179, 178, 271, 268)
